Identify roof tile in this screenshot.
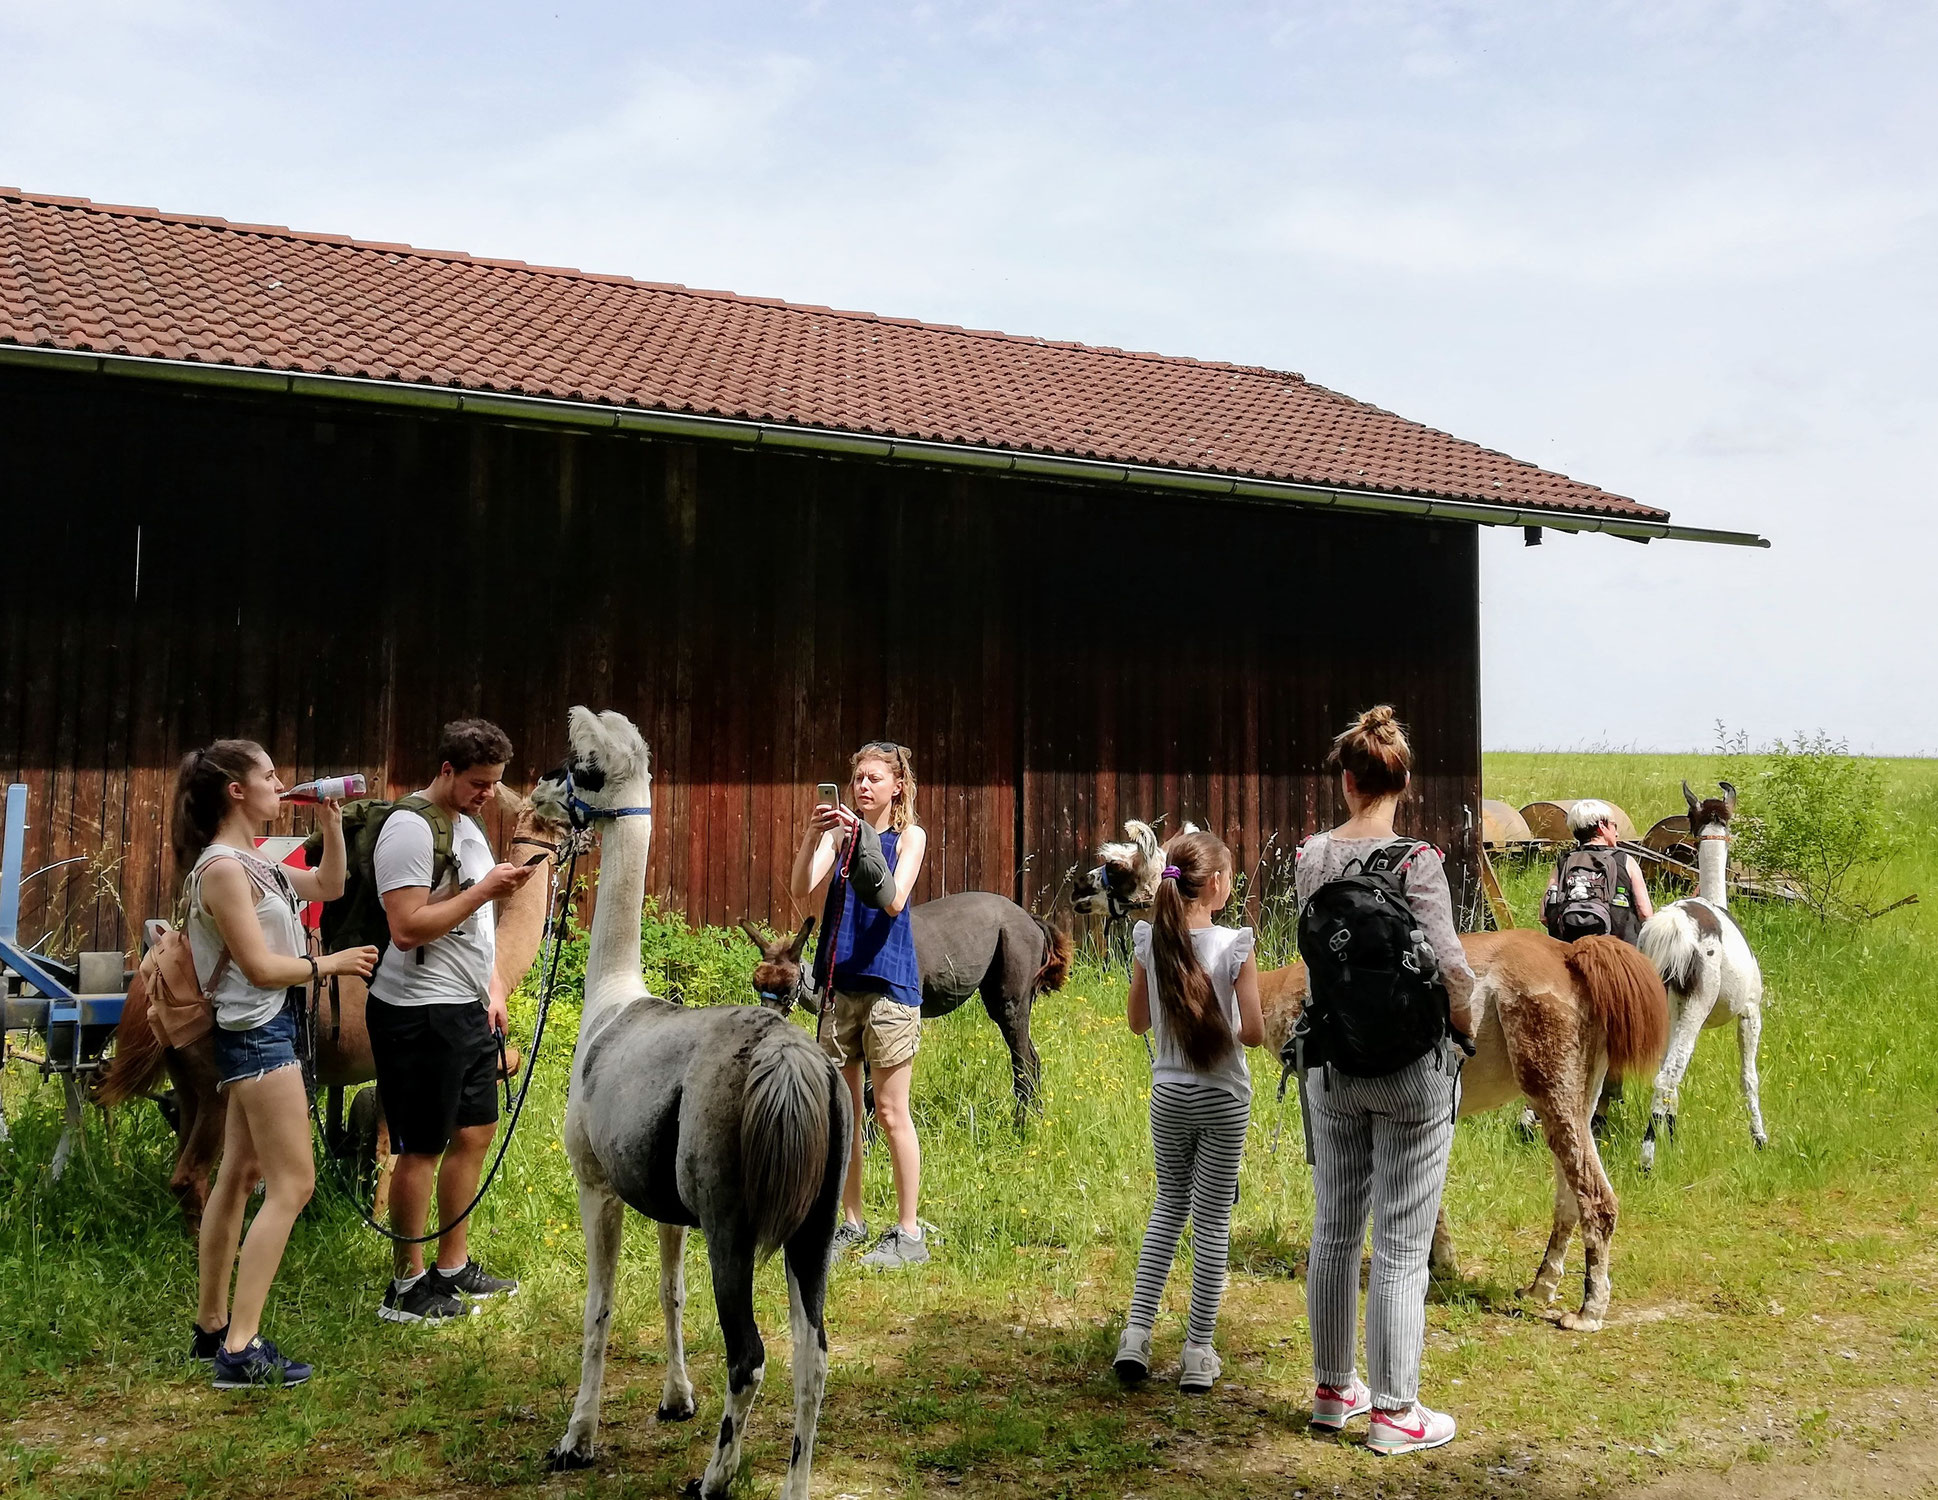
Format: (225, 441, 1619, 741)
(0, 187, 1660, 519)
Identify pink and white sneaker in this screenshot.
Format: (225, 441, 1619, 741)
(1310, 1378, 1373, 1433)
(1366, 1401, 1457, 1455)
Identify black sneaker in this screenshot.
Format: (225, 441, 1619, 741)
(434, 1260, 519, 1300)
(826, 1217, 870, 1268)
(378, 1274, 474, 1324)
(190, 1322, 228, 1364)
(211, 1336, 312, 1389)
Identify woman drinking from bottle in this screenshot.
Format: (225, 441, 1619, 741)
(176, 740, 378, 1387)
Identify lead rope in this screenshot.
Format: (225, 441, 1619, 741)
(308, 835, 586, 1244)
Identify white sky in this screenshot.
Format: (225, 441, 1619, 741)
(5, 1, 1933, 753)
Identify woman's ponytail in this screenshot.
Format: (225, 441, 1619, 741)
(1147, 830, 1235, 1069)
(171, 739, 266, 871)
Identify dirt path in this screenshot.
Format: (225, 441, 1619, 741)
(1625, 1428, 1938, 1500)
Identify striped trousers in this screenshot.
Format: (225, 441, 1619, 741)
(1306, 1049, 1459, 1409)
(1127, 1080, 1252, 1347)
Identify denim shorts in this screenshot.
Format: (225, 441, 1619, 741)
(212, 997, 300, 1090)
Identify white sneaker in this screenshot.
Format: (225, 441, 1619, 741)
(1178, 1342, 1222, 1393)
(1366, 1401, 1456, 1455)
(1113, 1325, 1152, 1382)
(1310, 1377, 1373, 1432)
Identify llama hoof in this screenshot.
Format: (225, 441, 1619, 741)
(545, 1444, 595, 1472)
(1753, 1133, 1768, 1151)
(657, 1397, 697, 1422)
(1558, 1310, 1605, 1333)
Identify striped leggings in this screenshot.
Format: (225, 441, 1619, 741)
(1126, 1080, 1252, 1347)
(1306, 1050, 1458, 1410)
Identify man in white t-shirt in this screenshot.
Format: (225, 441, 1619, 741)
(367, 718, 540, 1324)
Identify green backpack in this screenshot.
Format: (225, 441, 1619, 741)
(301, 795, 458, 959)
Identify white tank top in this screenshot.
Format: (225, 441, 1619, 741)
(186, 844, 305, 1031)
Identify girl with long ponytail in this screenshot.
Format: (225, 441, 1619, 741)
(1113, 828, 1263, 1395)
(173, 740, 378, 1389)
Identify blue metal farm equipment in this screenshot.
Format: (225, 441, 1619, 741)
(0, 783, 130, 1173)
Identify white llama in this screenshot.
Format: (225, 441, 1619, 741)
(1637, 781, 1767, 1171)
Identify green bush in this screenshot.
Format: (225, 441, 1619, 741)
(1720, 728, 1906, 921)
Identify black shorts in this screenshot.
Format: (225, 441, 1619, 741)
(366, 996, 500, 1156)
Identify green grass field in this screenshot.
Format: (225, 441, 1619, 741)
(4, 753, 1935, 1498)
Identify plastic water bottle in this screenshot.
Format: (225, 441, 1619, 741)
(281, 774, 368, 804)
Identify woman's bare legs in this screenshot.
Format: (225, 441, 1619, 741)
(838, 1061, 868, 1225)
(214, 1065, 315, 1351)
(196, 1092, 260, 1333)
(871, 1058, 921, 1235)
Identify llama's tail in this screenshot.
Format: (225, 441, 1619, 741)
(1031, 916, 1072, 993)
(94, 967, 168, 1107)
(1566, 935, 1670, 1079)
(741, 1023, 833, 1257)
(1637, 908, 1701, 995)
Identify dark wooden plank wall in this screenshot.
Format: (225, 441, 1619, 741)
(0, 368, 1481, 957)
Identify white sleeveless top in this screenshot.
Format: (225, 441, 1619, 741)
(1133, 921, 1257, 1101)
(186, 844, 305, 1031)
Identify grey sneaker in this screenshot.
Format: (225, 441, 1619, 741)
(827, 1218, 870, 1266)
(1179, 1342, 1222, 1393)
(434, 1260, 519, 1300)
(860, 1225, 930, 1268)
(1113, 1325, 1152, 1382)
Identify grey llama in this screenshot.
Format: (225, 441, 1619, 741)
(536, 708, 851, 1500)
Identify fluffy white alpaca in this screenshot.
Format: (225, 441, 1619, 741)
(1636, 781, 1767, 1170)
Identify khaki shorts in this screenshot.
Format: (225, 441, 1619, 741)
(819, 989, 922, 1070)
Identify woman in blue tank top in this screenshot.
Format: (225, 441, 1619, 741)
(789, 741, 930, 1268)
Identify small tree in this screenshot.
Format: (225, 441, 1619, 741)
(1720, 728, 1903, 921)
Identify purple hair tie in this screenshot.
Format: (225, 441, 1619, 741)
(1161, 864, 1182, 880)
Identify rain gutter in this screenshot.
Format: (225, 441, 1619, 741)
(0, 343, 1770, 547)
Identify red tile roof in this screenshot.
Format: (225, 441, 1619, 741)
(0, 188, 1663, 520)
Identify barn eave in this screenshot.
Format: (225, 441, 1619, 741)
(0, 342, 1771, 549)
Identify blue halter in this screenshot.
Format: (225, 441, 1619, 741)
(563, 768, 652, 828)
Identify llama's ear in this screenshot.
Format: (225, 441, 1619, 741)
(1682, 779, 1700, 819)
(1718, 780, 1738, 818)
(738, 919, 770, 954)
(789, 917, 816, 960)
(566, 705, 602, 758)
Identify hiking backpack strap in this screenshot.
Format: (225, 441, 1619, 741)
(1360, 838, 1429, 879)
(395, 795, 457, 896)
(394, 795, 458, 967)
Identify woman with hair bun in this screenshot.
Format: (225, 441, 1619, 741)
(1295, 706, 1475, 1454)
(174, 740, 378, 1388)
(1112, 828, 1263, 1395)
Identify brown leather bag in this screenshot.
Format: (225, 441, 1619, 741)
(138, 919, 218, 1050)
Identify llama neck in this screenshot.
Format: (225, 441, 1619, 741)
(583, 797, 652, 1023)
(1696, 824, 1729, 906)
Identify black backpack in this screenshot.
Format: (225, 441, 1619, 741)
(1292, 840, 1451, 1079)
(299, 795, 458, 960)
(1545, 846, 1621, 942)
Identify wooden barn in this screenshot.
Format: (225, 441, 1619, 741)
(0, 188, 1764, 957)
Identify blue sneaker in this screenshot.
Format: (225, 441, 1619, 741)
(211, 1336, 312, 1389)
(190, 1322, 227, 1364)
